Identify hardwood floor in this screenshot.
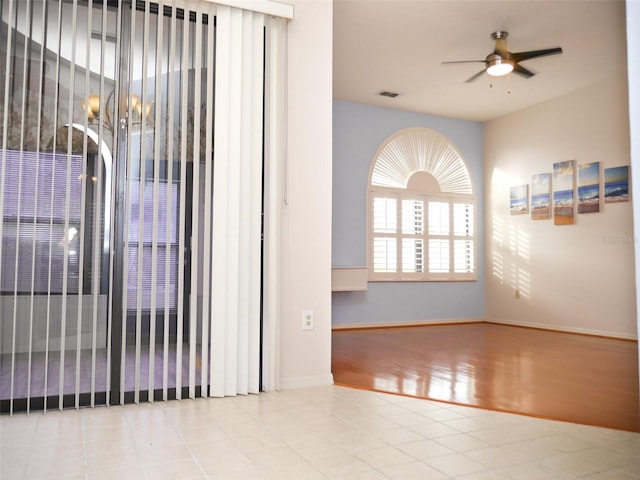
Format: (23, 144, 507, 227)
(332, 322, 640, 432)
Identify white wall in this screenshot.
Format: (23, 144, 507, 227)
(278, 0, 334, 388)
(484, 73, 637, 338)
(332, 101, 485, 327)
(280, 0, 639, 383)
(626, 0, 640, 373)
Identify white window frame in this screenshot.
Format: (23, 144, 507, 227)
(368, 185, 477, 282)
(366, 127, 476, 282)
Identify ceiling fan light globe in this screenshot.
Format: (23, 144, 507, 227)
(486, 55, 514, 77)
(487, 63, 513, 76)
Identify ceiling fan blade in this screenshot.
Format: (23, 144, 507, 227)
(465, 69, 486, 83)
(511, 47, 563, 63)
(441, 60, 486, 65)
(513, 63, 536, 78)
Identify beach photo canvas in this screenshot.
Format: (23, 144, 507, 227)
(553, 160, 575, 225)
(578, 162, 600, 213)
(604, 165, 630, 203)
(531, 173, 551, 220)
(510, 184, 528, 215)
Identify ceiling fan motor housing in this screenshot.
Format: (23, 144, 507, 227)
(491, 31, 510, 57)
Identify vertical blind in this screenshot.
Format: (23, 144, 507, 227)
(0, 0, 289, 414)
(210, 6, 263, 397)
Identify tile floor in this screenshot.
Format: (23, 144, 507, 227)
(1, 385, 639, 480)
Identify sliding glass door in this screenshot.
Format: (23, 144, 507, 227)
(0, 0, 270, 413)
(112, 0, 213, 404)
(0, 0, 118, 412)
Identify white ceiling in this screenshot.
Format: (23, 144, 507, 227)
(333, 0, 628, 122)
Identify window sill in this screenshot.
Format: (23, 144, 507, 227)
(368, 275, 477, 283)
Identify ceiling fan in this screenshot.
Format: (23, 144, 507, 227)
(442, 31, 563, 83)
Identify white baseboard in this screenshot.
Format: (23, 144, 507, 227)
(332, 317, 637, 340)
(486, 318, 638, 341)
(279, 373, 334, 390)
(332, 317, 484, 330)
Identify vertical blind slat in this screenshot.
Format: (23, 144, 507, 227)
(9, 0, 33, 415)
(0, 10, 12, 415)
(74, 0, 93, 409)
(163, 3, 178, 402)
(0, 0, 10, 397)
(0, 0, 15, 289)
(134, 0, 152, 404)
(237, 10, 251, 396)
(120, 0, 137, 406)
(91, 0, 108, 408)
(43, 0, 64, 412)
(59, 0, 80, 411)
(26, 0, 50, 413)
(262, 16, 286, 392)
(175, 0, 191, 400)
(224, 7, 242, 396)
(200, 1, 215, 396)
(148, 0, 165, 399)
(248, 12, 264, 394)
(188, 9, 203, 400)
(106, 0, 124, 407)
(211, 5, 231, 397)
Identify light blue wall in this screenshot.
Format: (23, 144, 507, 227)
(332, 100, 485, 325)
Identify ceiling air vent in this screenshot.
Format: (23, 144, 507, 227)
(377, 91, 399, 98)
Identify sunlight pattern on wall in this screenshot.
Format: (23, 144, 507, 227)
(509, 225, 531, 299)
(490, 168, 531, 301)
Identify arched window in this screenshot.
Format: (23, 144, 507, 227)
(368, 128, 476, 281)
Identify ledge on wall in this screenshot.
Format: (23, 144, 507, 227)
(331, 267, 368, 292)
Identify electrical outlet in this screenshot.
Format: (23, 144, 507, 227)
(302, 310, 314, 330)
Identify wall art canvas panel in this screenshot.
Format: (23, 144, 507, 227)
(577, 162, 600, 213)
(604, 166, 630, 203)
(510, 184, 528, 215)
(531, 173, 551, 220)
(553, 160, 575, 225)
